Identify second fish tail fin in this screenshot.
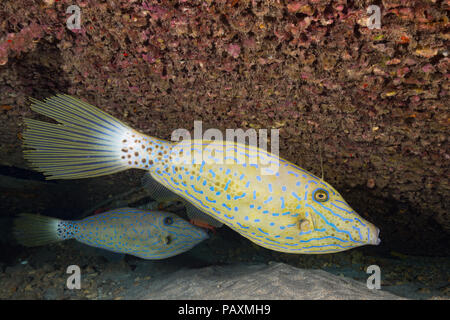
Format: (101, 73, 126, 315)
(23, 94, 151, 179)
(13, 214, 75, 247)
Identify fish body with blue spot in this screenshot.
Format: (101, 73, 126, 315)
(23, 95, 381, 254)
(13, 208, 209, 259)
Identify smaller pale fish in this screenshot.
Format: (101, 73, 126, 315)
(13, 208, 209, 260)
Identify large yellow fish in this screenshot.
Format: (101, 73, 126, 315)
(23, 94, 381, 254)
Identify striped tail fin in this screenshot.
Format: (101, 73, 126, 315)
(23, 94, 144, 179)
(13, 213, 73, 247)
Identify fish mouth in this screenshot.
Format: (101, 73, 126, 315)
(369, 226, 381, 246)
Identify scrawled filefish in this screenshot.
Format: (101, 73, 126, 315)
(23, 94, 381, 254)
(13, 208, 209, 259)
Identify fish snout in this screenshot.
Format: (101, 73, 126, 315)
(369, 226, 381, 246)
(201, 228, 211, 240)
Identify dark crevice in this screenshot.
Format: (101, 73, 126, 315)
(0, 166, 46, 181)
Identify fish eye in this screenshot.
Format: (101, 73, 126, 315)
(163, 217, 173, 226)
(313, 189, 329, 202)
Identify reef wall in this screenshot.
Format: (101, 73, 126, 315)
(0, 0, 448, 255)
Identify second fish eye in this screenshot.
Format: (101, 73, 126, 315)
(313, 189, 329, 202)
(164, 217, 173, 225)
